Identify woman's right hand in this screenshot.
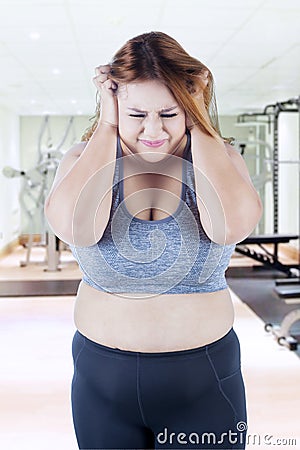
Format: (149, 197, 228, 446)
(93, 65, 118, 128)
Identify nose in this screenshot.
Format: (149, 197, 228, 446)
(143, 114, 163, 138)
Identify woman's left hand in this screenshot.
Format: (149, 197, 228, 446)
(186, 70, 210, 129)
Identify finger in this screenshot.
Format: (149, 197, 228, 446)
(110, 80, 118, 92)
(93, 73, 109, 90)
(102, 78, 118, 93)
(92, 77, 117, 96)
(95, 65, 111, 76)
(92, 76, 106, 92)
(94, 71, 108, 81)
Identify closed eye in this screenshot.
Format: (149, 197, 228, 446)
(160, 113, 178, 118)
(129, 112, 178, 118)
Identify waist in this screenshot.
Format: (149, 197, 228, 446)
(73, 281, 235, 352)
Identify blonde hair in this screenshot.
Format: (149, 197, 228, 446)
(82, 31, 231, 143)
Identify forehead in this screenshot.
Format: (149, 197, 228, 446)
(118, 80, 178, 110)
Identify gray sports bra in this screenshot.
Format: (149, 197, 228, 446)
(70, 131, 236, 295)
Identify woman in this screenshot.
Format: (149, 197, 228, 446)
(45, 31, 262, 449)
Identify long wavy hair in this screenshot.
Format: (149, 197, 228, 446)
(82, 31, 231, 143)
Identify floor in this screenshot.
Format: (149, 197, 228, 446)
(0, 245, 299, 450)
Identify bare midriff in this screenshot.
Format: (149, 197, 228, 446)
(74, 281, 234, 352)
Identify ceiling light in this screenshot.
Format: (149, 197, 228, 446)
(71, 99, 77, 104)
(52, 68, 61, 75)
(29, 31, 40, 40)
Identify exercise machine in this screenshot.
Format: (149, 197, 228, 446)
(236, 234, 299, 277)
(235, 98, 300, 279)
(264, 310, 300, 351)
(2, 115, 76, 271)
(235, 96, 300, 350)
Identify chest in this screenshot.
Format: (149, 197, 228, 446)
(122, 160, 184, 221)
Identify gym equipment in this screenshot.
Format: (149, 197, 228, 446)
(237, 138, 273, 188)
(264, 310, 300, 351)
(235, 97, 299, 279)
(2, 115, 76, 271)
(235, 96, 300, 350)
(3, 160, 63, 270)
(235, 234, 299, 277)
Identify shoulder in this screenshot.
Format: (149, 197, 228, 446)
(51, 141, 88, 186)
(224, 142, 253, 184)
(63, 141, 88, 158)
(57, 141, 87, 167)
(224, 142, 238, 157)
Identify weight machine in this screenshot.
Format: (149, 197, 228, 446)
(2, 115, 76, 271)
(235, 96, 300, 350)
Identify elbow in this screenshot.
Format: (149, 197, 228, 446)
(44, 199, 73, 246)
(198, 194, 263, 246)
(225, 197, 263, 245)
(44, 201, 73, 246)
(197, 187, 263, 246)
(44, 200, 106, 247)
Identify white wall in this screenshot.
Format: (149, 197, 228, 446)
(0, 106, 21, 252)
(278, 112, 299, 250)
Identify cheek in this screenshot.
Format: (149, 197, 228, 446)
(167, 117, 186, 136)
(118, 117, 139, 139)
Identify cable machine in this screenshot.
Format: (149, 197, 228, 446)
(235, 96, 300, 350)
(235, 99, 299, 278)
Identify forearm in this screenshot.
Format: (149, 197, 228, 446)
(45, 123, 117, 246)
(190, 127, 262, 245)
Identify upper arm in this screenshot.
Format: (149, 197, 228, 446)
(225, 142, 263, 220)
(47, 141, 87, 196)
(224, 143, 256, 187)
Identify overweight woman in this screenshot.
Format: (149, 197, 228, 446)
(45, 31, 262, 450)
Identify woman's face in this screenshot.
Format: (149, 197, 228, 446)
(117, 80, 187, 163)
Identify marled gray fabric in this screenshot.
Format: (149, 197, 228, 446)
(70, 132, 236, 296)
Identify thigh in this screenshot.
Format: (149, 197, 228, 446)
(139, 329, 247, 449)
(205, 328, 247, 444)
(71, 331, 155, 449)
(154, 370, 247, 450)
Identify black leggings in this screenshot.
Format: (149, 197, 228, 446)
(71, 328, 247, 449)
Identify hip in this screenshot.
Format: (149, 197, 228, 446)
(71, 326, 247, 448)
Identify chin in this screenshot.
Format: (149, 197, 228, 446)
(138, 152, 169, 163)
(124, 142, 170, 162)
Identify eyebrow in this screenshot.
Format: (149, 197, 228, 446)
(127, 106, 178, 113)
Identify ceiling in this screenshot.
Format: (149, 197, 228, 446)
(0, 0, 299, 117)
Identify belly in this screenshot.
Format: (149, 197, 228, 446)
(74, 281, 234, 352)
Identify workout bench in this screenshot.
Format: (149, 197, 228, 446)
(236, 233, 300, 350)
(235, 233, 299, 277)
